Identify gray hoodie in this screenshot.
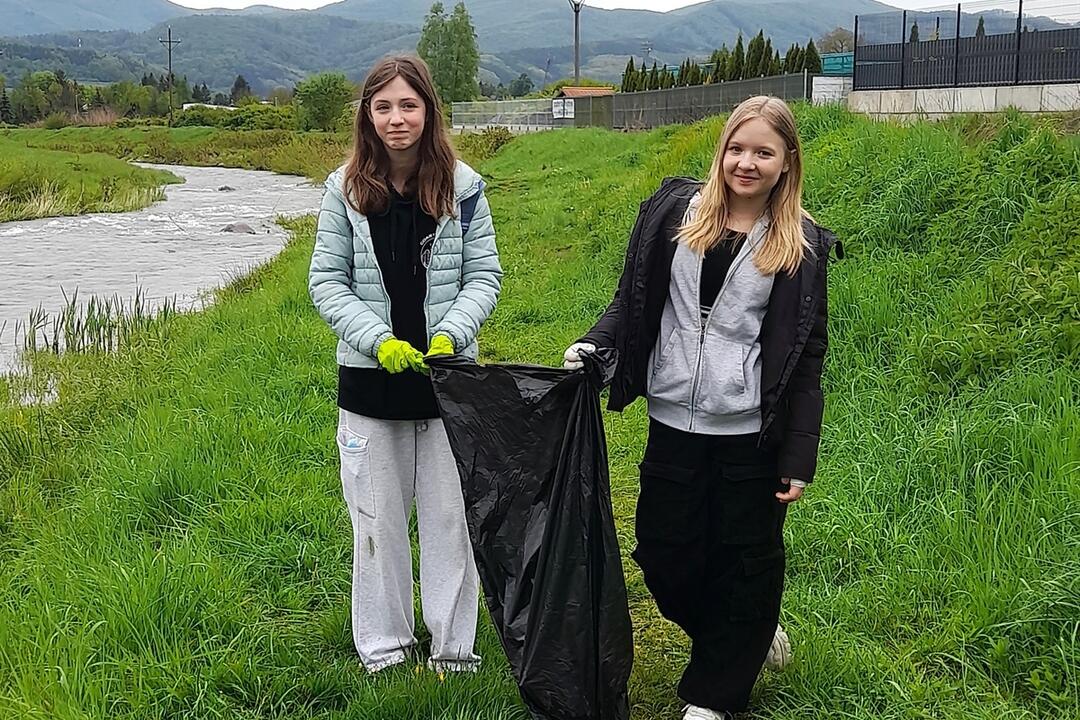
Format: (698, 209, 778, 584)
(647, 198, 775, 434)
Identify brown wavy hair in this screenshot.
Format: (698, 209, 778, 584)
(680, 96, 809, 276)
(342, 55, 457, 219)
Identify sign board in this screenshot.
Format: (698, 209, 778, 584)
(552, 98, 576, 119)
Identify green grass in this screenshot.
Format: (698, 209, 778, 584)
(0, 132, 180, 222)
(11, 126, 352, 182)
(1, 107, 1078, 719)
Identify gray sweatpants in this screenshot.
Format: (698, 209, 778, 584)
(337, 409, 481, 672)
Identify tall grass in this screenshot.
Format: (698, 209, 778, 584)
(0, 108, 1076, 719)
(0, 133, 178, 222)
(11, 126, 352, 182)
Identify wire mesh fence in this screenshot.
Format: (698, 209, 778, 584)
(854, 0, 1080, 89)
(612, 73, 813, 129)
(451, 99, 554, 131)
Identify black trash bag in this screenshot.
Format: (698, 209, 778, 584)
(428, 351, 632, 720)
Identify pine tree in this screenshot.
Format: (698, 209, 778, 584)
(786, 43, 803, 73)
(711, 46, 730, 82)
(622, 57, 636, 93)
(0, 88, 13, 124)
(771, 49, 782, 76)
(728, 33, 745, 81)
(230, 75, 252, 105)
(648, 61, 660, 90)
(759, 37, 774, 77)
(975, 17, 986, 38)
(909, 22, 920, 44)
(803, 38, 822, 73)
(746, 30, 765, 78)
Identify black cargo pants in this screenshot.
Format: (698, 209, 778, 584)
(632, 418, 788, 713)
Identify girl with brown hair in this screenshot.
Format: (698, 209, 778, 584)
(310, 55, 501, 674)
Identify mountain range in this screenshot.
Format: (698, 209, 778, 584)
(2, 0, 1022, 93)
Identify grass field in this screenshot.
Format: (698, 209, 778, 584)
(0, 132, 180, 222)
(0, 108, 1077, 719)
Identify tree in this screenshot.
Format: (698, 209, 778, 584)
(728, 33, 745, 81)
(267, 86, 292, 106)
(710, 46, 730, 82)
(909, 22, 920, 44)
(212, 92, 230, 106)
(0, 88, 13, 124)
(818, 26, 854, 53)
(230, 75, 252, 105)
(647, 61, 660, 90)
(746, 30, 766, 78)
(295, 72, 352, 131)
(975, 17, 986, 38)
(418, 2, 479, 104)
(418, 3, 450, 96)
(444, 2, 480, 102)
(661, 69, 675, 89)
(771, 50, 782, 76)
(508, 72, 534, 97)
(759, 37, 774, 77)
(621, 57, 636, 93)
(803, 39, 822, 73)
(783, 43, 799, 73)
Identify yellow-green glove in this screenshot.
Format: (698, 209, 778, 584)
(377, 338, 425, 374)
(425, 334, 455, 359)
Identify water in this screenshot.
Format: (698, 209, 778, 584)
(0, 164, 325, 371)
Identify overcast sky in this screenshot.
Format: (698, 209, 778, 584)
(171, 1, 960, 11)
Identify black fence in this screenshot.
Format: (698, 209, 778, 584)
(854, 1, 1080, 90)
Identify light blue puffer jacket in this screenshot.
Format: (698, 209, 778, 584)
(309, 160, 501, 368)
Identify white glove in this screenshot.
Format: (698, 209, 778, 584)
(563, 342, 596, 370)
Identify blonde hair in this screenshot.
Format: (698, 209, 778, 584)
(680, 95, 808, 276)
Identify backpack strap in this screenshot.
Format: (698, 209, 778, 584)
(459, 179, 485, 237)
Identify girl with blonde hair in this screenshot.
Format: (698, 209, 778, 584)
(564, 96, 839, 719)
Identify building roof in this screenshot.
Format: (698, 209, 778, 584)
(557, 86, 616, 98)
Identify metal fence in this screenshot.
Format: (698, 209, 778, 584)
(451, 99, 553, 131)
(612, 73, 814, 129)
(854, 0, 1080, 90)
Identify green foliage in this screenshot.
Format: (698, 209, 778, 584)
(803, 38, 822, 73)
(508, 73, 534, 98)
(294, 73, 353, 133)
(1, 109, 1078, 720)
(455, 126, 514, 165)
(174, 104, 297, 131)
(728, 33, 746, 81)
(418, 1, 479, 104)
(41, 112, 70, 129)
(0, 133, 178, 221)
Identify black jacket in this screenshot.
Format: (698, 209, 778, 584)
(581, 177, 840, 483)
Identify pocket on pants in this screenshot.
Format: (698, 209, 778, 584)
(635, 461, 700, 543)
(338, 426, 377, 519)
(728, 544, 785, 621)
(719, 463, 783, 545)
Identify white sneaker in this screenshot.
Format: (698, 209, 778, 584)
(682, 705, 732, 720)
(764, 623, 792, 671)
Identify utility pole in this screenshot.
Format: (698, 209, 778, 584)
(158, 26, 181, 126)
(569, 1, 585, 84)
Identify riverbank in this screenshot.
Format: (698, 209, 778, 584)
(0, 132, 180, 223)
(1, 108, 1077, 719)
